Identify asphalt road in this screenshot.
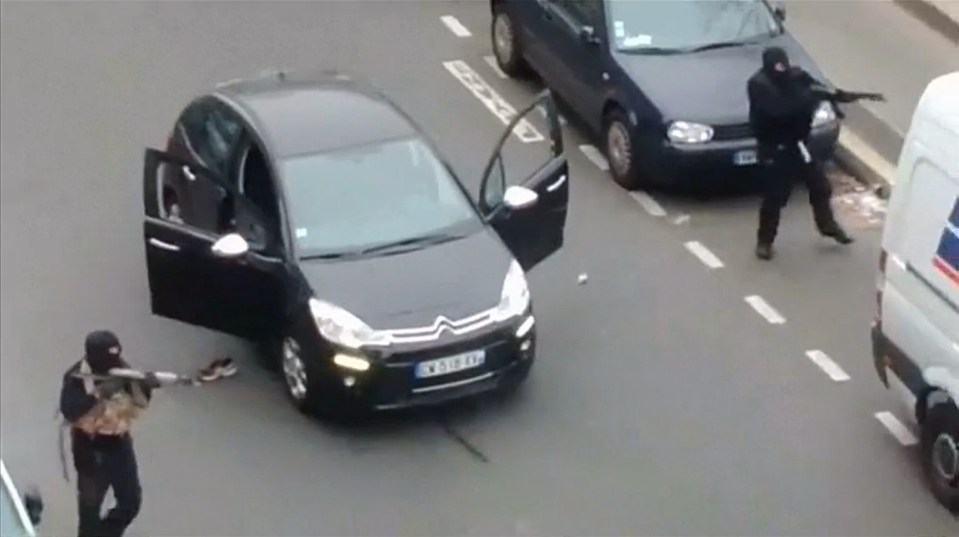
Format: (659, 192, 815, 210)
(784, 0, 959, 136)
(1, 1, 956, 535)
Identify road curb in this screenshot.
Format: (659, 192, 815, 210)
(835, 128, 897, 198)
(893, 0, 959, 44)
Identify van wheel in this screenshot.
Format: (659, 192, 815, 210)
(491, 6, 527, 77)
(921, 402, 959, 514)
(603, 108, 647, 190)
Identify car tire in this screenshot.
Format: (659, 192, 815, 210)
(278, 334, 368, 423)
(603, 108, 648, 190)
(921, 402, 959, 514)
(491, 6, 528, 77)
(279, 334, 320, 415)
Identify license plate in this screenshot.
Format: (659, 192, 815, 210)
(415, 350, 486, 379)
(734, 150, 757, 166)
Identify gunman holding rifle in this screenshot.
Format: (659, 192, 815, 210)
(58, 330, 235, 537)
(748, 46, 885, 261)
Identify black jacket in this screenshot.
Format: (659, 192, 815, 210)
(747, 67, 828, 148)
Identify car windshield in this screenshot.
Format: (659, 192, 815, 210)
(282, 136, 481, 258)
(607, 0, 780, 53)
(0, 481, 30, 537)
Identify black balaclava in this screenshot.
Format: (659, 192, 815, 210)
(762, 47, 791, 81)
(84, 330, 123, 374)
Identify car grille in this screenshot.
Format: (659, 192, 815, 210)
(711, 123, 754, 141)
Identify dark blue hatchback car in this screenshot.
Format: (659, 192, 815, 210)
(490, 0, 841, 189)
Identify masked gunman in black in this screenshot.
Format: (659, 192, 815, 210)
(747, 47, 882, 260)
(59, 331, 160, 537)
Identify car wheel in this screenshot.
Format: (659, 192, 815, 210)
(491, 6, 527, 77)
(281, 336, 316, 414)
(921, 402, 959, 514)
(603, 108, 648, 190)
(280, 335, 367, 423)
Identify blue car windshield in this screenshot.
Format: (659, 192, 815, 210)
(281, 136, 481, 258)
(607, 0, 780, 52)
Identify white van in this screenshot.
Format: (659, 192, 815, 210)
(872, 71, 959, 514)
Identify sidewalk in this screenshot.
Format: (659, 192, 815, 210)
(785, 0, 958, 138)
(782, 0, 959, 186)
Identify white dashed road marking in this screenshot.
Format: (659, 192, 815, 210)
(482, 56, 507, 79)
(442, 60, 544, 143)
(440, 15, 472, 37)
(744, 295, 786, 324)
(874, 411, 918, 446)
(673, 214, 690, 225)
(578, 144, 609, 171)
(628, 191, 667, 217)
(804, 350, 851, 382)
(684, 241, 724, 269)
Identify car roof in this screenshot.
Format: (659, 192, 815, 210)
(213, 70, 418, 159)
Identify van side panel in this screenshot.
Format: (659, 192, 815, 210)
(880, 101, 959, 413)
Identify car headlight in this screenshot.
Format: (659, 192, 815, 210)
(667, 121, 714, 144)
(491, 260, 530, 322)
(811, 101, 837, 127)
(309, 298, 389, 349)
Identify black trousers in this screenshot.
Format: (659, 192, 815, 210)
(757, 146, 839, 245)
(72, 431, 142, 537)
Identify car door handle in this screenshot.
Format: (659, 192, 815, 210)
(542, 9, 553, 21)
(148, 238, 181, 252)
(546, 174, 567, 192)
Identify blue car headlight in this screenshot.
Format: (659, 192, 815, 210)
(667, 121, 714, 144)
(811, 101, 838, 127)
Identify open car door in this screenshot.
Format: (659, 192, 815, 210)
(478, 90, 569, 270)
(142, 148, 279, 340)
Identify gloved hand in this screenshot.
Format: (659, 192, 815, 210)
(142, 372, 164, 389)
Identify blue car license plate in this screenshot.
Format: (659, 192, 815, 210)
(733, 150, 757, 166)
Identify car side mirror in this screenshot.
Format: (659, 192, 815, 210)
(503, 186, 538, 210)
(579, 25, 601, 46)
(211, 233, 249, 259)
(773, 4, 786, 21)
(23, 489, 43, 526)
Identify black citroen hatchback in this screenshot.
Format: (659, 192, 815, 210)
(143, 71, 570, 418)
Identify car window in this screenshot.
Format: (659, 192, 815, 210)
(553, 0, 603, 26)
(179, 101, 208, 153)
(0, 480, 31, 537)
(606, 0, 779, 51)
(198, 104, 243, 177)
(281, 136, 482, 257)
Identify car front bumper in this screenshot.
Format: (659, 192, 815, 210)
(643, 123, 841, 185)
(324, 314, 536, 411)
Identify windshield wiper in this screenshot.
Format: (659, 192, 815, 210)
(619, 46, 687, 55)
(683, 39, 756, 53)
(358, 232, 465, 256)
(300, 251, 363, 261)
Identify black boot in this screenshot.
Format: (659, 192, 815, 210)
(755, 242, 774, 260)
(821, 225, 854, 245)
